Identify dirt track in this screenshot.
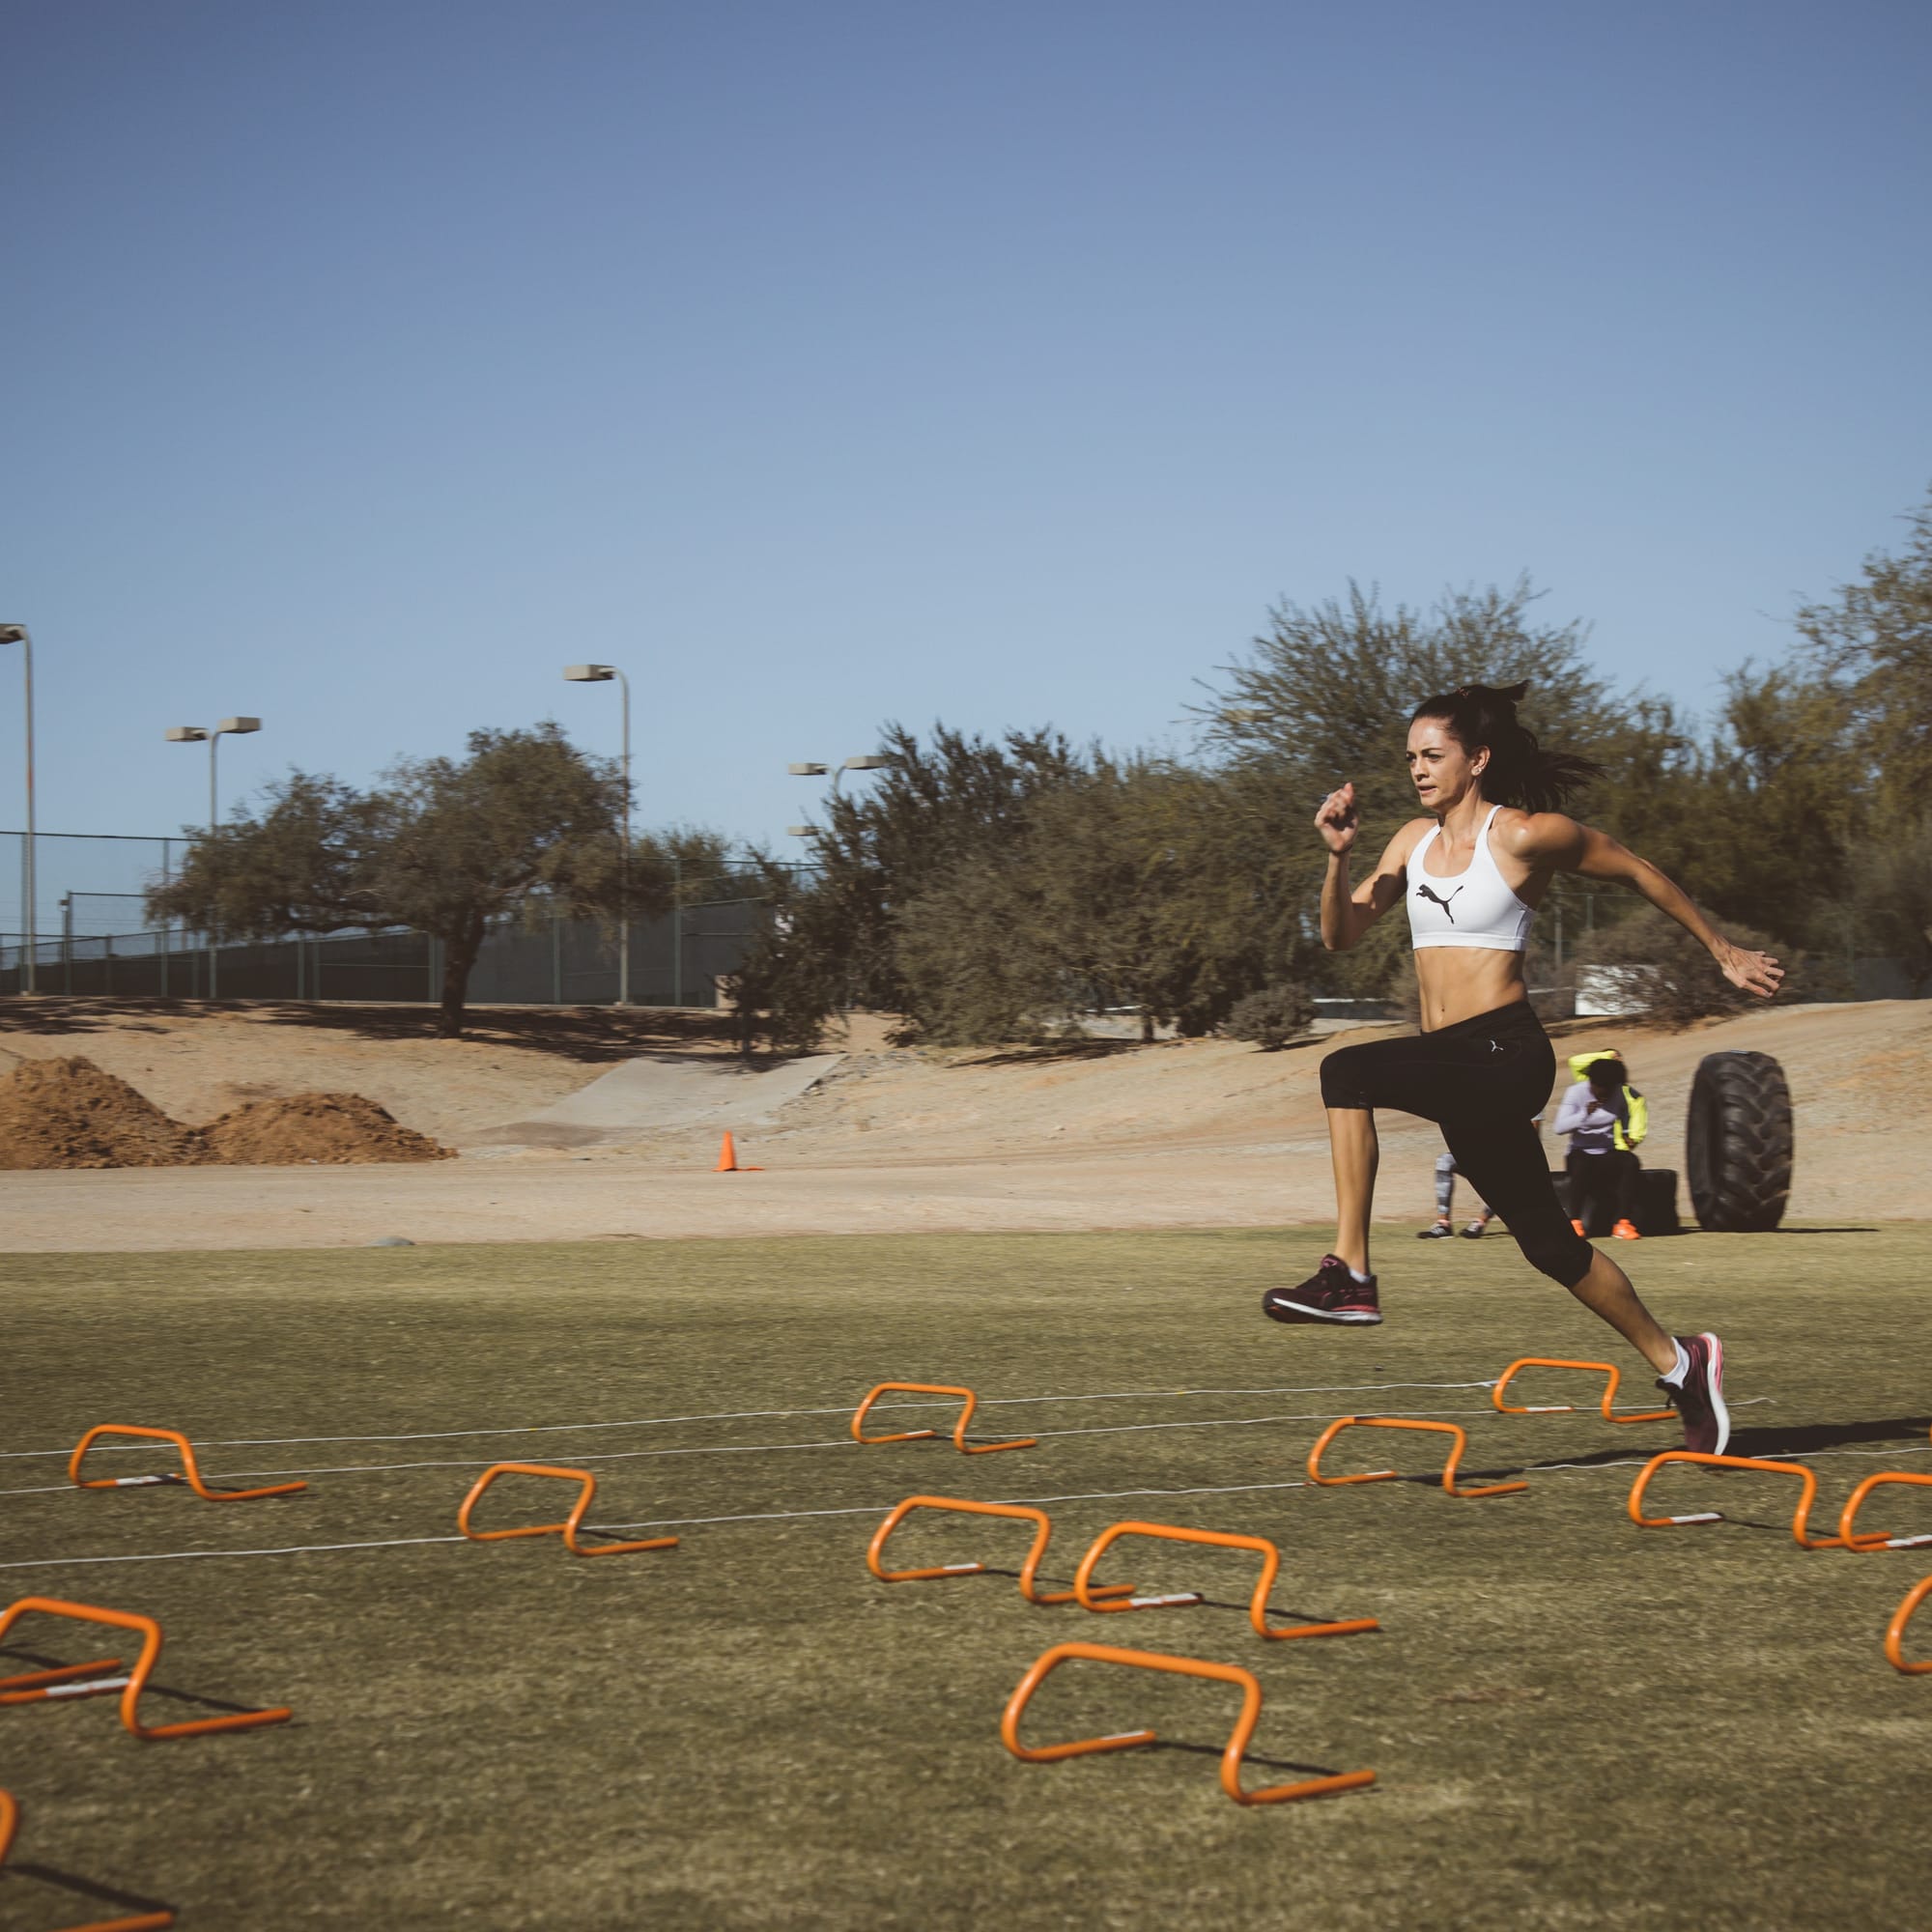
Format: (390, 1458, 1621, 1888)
(1, 997, 1924, 1252)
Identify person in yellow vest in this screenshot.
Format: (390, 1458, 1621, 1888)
(1553, 1049, 1648, 1238)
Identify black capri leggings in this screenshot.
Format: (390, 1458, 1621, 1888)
(1320, 999, 1590, 1290)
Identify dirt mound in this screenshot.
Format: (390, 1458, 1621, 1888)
(0, 1057, 454, 1169)
(0, 1055, 208, 1170)
(198, 1093, 455, 1166)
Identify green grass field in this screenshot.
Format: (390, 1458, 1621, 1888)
(3, 1227, 1929, 1931)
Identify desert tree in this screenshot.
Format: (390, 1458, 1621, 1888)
(150, 723, 638, 1037)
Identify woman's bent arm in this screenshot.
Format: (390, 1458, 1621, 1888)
(1321, 828, 1413, 952)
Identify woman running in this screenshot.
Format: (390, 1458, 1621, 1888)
(1261, 680, 1782, 1454)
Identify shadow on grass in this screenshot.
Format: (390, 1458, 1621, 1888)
(1153, 1738, 1358, 1778)
(0, 1861, 178, 1922)
(1727, 1415, 1932, 1457)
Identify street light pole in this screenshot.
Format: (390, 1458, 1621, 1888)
(166, 717, 261, 1002)
(0, 624, 35, 992)
(787, 754, 892, 838)
(563, 665, 632, 1006)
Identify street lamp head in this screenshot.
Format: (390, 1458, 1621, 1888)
(0, 623, 27, 645)
(786, 824, 818, 838)
(165, 725, 210, 743)
(216, 717, 262, 736)
(787, 762, 830, 777)
(842, 755, 893, 771)
(563, 665, 616, 683)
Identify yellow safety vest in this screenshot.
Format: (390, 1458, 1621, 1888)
(1568, 1051, 1648, 1151)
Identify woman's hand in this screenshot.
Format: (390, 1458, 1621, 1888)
(1316, 782, 1360, 856)
(1714, 935, 1783, 999)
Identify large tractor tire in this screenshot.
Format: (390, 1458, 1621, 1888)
(1686, 1051, 1793, 1232)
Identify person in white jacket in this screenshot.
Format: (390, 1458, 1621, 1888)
(1553, 1052, 1646, 1239)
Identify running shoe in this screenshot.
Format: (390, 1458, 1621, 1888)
(1657, 1332, 1729, 1455)
(1262, 1257, 1381, 1325)
(1571, 1218, 1586, 1237)
(1460, 1219, 1488, 1238)
(1612, 1218, 1641, 1240)
(1416, 1221, 1455, 1240)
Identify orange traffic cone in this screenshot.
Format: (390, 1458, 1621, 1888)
(715, 1132, 762, 1173)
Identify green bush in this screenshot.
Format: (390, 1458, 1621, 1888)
(1566, 907, 1794, 1030)
(1224, 982, 1316, 1050)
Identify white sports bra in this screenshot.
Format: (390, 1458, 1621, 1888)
(1406, 804, 1535, 953)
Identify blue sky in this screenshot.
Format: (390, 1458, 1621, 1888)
(2, 0, 1928, 926)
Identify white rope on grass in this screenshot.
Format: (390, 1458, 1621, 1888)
(0, 1417, 1905, 1577)
(0, 1478, 1325, 1571)
(0, 1378, 1505, 1463)
(0, 1406, 1527, 1497)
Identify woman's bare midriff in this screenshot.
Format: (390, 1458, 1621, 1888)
(1414, 948, 1530, 1032)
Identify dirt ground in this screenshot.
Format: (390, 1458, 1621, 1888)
(1, 996, 1926, 1250)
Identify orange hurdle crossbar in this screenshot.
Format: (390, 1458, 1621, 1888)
(70, 1425, 306, 1502)
(1626, 1451, 1855, 1548)
(1492, 1357, 1674, 1425)
(1886, 1574, 1932, 1675)
(1001, 1640, 1376, 1806)
(1072, 1520, 1380, 1641)
(457, 1463, 677, 1557)
(850, 1383, 1036, 1456)
(866, 1494, 1135, 1605)
(0, 1598, 290, 1741)
(1306, 1416, 1526, 1499)
(1836, 1471, 1932, 1554)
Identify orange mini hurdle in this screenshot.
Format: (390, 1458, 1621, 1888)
(867, 1494, 1137, 1605)
(0, 1788, 175, 1931)
(849, 1383, 1036, 1456)
(1626, 1451, 1855, 1549)
(69, 1425, 306, 1502)
(1887, 1575, 1932, 1674)
(0, 1598, 291, 1742)
(457, 1463, 677, 1557)
(1001, 1640, 1376, 1806)
(1306, 1417, 1526, 1499)
(1492, 1357, 1674, 1426)
(1071, 1520, 1380, 1641)
(1836, 1471, 1932, 1554)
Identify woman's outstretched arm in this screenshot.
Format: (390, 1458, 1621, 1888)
(1507, 813, 1784, 999)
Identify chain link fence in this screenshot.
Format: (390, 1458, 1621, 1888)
(0, 829, 776, 1006)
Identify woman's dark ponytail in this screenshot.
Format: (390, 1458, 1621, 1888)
(1408, 680, 1603, 813)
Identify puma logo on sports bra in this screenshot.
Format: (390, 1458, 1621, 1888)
(1414, 882, 1463, 923)
(1406, 804, 1535, 953)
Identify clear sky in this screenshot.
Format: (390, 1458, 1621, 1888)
(2, 0, 1928, 926)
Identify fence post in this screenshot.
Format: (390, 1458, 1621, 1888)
(672, 854, 683, 1008)
(61, 894, 71, 994)
(551, 909, 562, 1005)
(103, 931, 113, 996)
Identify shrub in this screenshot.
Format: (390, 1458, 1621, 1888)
(1565, 908, 1793, 1030)
(1224, 982, 1316, 1050)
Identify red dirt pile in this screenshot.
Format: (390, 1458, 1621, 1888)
(0, 1057, 454, 1170)
(0, 1056, 207, 1170)
(199, 1093, 454, 1166)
